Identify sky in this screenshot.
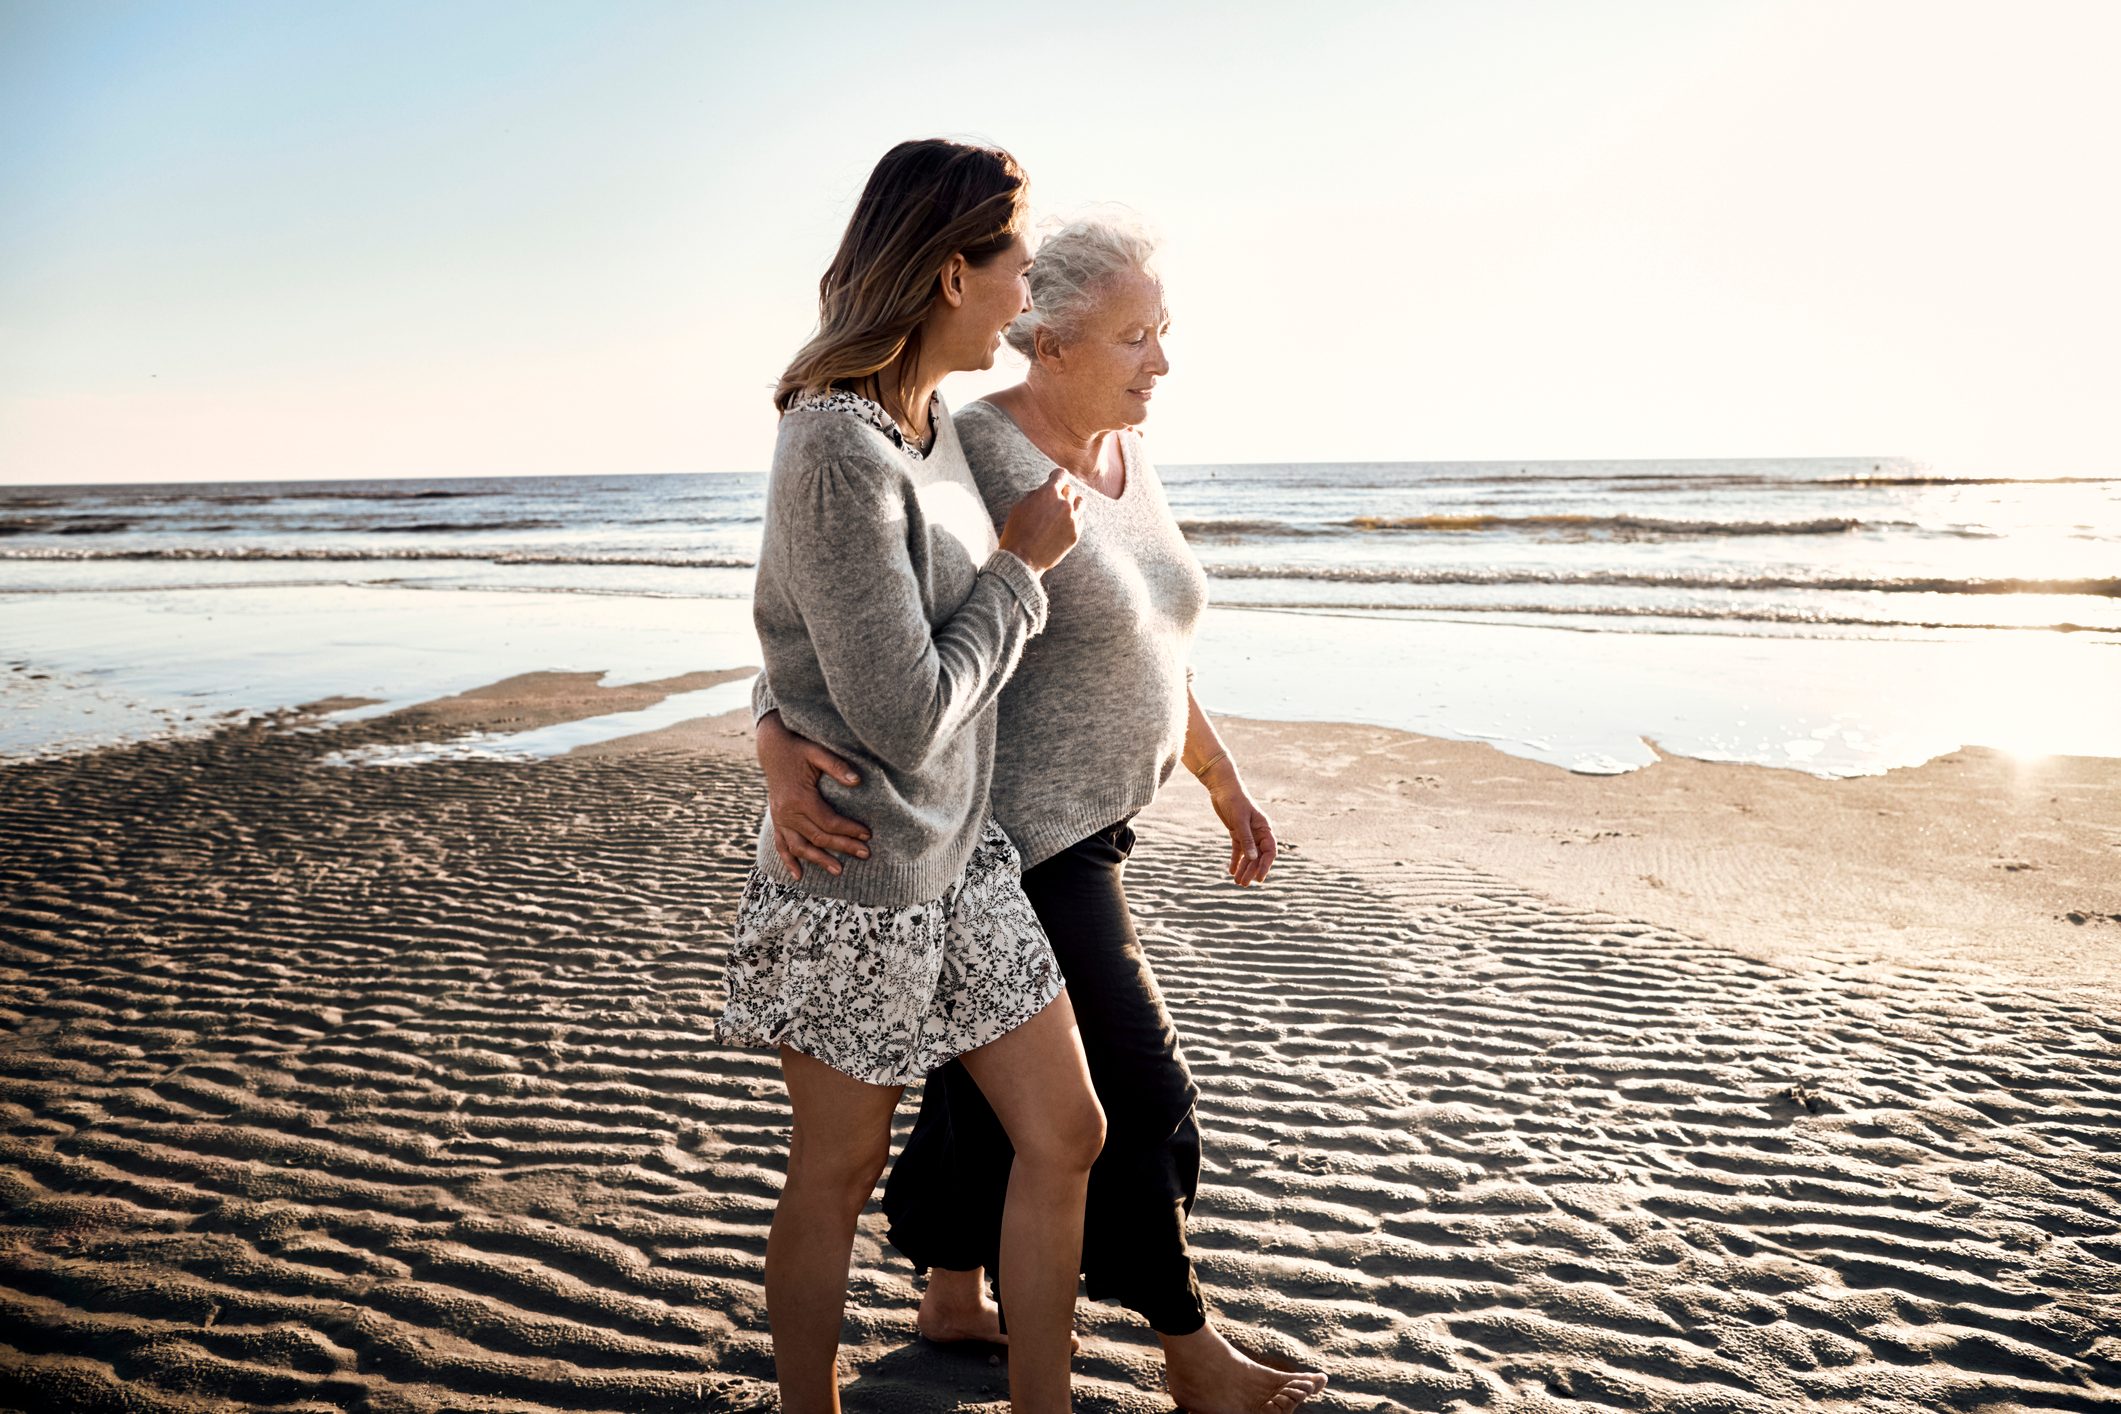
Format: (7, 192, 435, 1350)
(2, 0, 2118, 484)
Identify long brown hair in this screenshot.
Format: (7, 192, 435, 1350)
(775, 139, 1029, 414)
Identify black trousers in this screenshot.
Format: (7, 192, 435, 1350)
(881, 819, 1209, 1335)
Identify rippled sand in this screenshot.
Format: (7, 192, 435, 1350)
(1, 690, 2116, 1411)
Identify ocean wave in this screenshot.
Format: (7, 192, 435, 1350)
(1201, 565, 2121, 597)
(0, 546, 757, 569)
(1172, 467, 2118, 491)
(3, 487, 515, 511)
(0, 517, 136, 537)
(1487, 472, 2116, 490)
(1230, 600, 2116, 633)
(1343, 513, 1883, 537)
(1176, 518, 1330, 538)
(364, 518, 563, 533)
(1179, 512, 2004, 541)
(1811, 475, 2120, 487)
(186, 487, 505, 505)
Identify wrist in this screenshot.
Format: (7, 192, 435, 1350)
(1192, 751, 1237, 785)
(757, 722, 804, 779)
(995, 536, 1042, 575)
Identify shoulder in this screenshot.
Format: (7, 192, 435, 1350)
(953, 396, 1009, 431)
(773, 409, 908, 487)
(954, 403, 1051, 518)
(954, 398, 1027, 456)
(776, 404, 902, 460)
(767, 415, 918, 531)
(1119, 424, 1154, 468)
(1120, 427, 1167, 492)
(1117, 432, 1187, 542)
(954, 399, 1048, 481)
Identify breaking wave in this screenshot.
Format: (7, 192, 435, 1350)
(1201, 565, 2121, 597)
(0, 546, 757, 569)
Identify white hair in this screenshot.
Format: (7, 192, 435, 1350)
(1005, 209, 1162, 361)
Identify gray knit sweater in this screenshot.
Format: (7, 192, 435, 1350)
(955, 399, 1210, 867)
(748, 398, 1048, 906)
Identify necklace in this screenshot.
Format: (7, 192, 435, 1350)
(860, 380, 933, 453)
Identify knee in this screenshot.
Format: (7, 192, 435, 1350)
(1018, 1093, 1105, 1176)
(788, 1129, 890, 1213)
(1068, 1097, 1109, 1172)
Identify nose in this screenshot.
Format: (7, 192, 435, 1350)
(1146, 334, 1171, 377)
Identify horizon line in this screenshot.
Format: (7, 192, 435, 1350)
(8, 451, 2033, 492)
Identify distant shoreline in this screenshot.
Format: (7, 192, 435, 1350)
(4, 457, 2117, 772)
(4, 582, 2119, 775)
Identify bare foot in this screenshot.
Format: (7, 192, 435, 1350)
(915, 1267, 1081, 1353)
(916, 1267, 1009, 1345)
(1162, 1323, 1327, 1414)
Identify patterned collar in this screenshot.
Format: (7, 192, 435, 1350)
(789, 388, 940, 460)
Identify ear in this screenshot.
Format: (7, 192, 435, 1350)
(1033, 323, 1065, 369)
(937, 252, 970, 309)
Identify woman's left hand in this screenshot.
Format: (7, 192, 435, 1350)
(1201, 758, 1276, 887)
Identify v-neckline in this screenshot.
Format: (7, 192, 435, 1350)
(1077, 433, 1130, 503)
(983, 398, 1132, 504)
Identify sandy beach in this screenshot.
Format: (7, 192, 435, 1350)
(1, 669, 2115, 1413)
(9, 0, 2120, 1407)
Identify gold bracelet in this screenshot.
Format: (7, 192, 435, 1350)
(1190, 750, 1228, 779)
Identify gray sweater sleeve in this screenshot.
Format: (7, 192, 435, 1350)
(774, 456, 1047, 773)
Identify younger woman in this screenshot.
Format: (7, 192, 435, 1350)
(717, 139, 1101, 1414)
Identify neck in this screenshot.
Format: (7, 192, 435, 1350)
(870, 349, 947, 442)
(1009, 377, 1114, 476)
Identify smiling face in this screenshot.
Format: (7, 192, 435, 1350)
(1043, 268, 1170, 433)
(933, 231, 1035, 374)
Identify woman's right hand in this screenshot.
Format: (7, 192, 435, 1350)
(997, 466, 1084, 573)
(757, 710, 872, 880)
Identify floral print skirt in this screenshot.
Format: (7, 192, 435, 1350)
(716, 819, 1064, 1087)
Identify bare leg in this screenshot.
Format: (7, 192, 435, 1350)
(956, 992, 1105, 1414)
(1161, 1323, 1328, 1414)
(767, 1045, 904, 1414)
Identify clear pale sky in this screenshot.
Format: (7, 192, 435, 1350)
(3, 0, 2117, 483)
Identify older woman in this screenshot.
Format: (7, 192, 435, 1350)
(756, 215, 1327, 1414)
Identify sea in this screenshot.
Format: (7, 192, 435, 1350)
(3, 458, 2117, 775)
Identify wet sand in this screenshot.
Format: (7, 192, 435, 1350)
(1, 673, 2116, 1412)
(1190, 717, 2121, 1000)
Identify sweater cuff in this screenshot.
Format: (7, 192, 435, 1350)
(982, 548, 1049, 636)
(750, 671, 780, 725)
